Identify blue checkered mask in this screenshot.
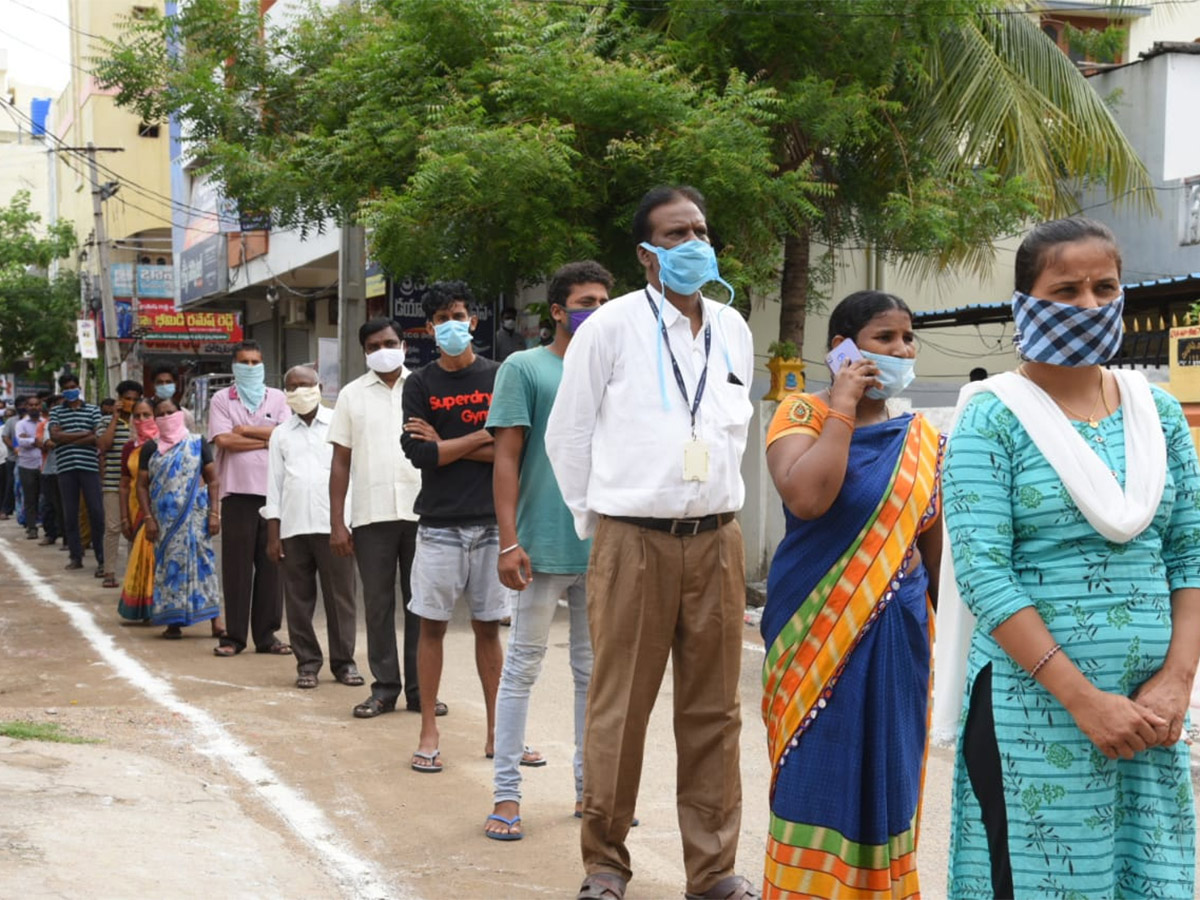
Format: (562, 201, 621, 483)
(1011, 290, 1125, 366)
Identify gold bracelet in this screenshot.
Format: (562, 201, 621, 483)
(825, 408, 856, 429)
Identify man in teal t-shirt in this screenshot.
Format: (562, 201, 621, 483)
(482, 260, 612, 842)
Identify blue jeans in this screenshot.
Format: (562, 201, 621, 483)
(492, 572, 592, 805)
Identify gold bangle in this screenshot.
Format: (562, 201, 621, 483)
(826, 408, 856, 429)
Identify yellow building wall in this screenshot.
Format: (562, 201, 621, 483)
(53, 0, 173, 256)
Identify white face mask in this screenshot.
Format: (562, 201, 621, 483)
(285, 384, 322, 415)
(365, 345, 406, 373)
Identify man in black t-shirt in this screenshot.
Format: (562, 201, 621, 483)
(401, 281, 505, 775)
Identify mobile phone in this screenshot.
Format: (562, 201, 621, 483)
(825, 339, 863, 375)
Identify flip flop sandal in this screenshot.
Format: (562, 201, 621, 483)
(574, 811, 639, 827)
(161, 628, 183, 640)
(296, 673, 319, 689)
(335, 669, 365, 687)
(485, 745, 546, 767)
(102, 577, 119, 589)
(212, 643, 240, 657)
(257, 641, 293, 655)
(411, 749, 443, 773)
(484, 814, 523, 841)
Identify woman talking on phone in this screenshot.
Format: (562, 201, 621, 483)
(759, 290, 944, 899)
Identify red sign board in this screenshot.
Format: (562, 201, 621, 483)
(100, 299, 243, 343)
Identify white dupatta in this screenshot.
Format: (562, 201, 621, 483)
(930, 369, 1167, 745)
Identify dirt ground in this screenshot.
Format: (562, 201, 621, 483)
(0, 525, 1196, 899)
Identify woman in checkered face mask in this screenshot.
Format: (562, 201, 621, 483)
(937, 218, 1200, 899)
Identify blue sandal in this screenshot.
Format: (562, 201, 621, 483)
(484, 813, 523, 841)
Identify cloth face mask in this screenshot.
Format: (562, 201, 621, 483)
(285, 385, 322, 415)
(231, 362, 267, 412)
(434, 320, 473, 356)
(154, 383, 176, 400)
(860, 350, 916, 400)
(639, 239, 736, 305)
(566, 308, 596, 334)
(155, 411, 188, 451)
(61, 388, 81, 402)
(133, 417, 159, 445)
(1012, 290, 1125, 366)
(366, 346, 407, 373)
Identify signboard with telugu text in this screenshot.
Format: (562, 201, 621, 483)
(99, 298, 242, 343)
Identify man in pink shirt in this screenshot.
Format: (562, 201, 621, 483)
(208, 340, 292, 657)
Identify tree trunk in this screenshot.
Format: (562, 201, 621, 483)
(778, 227, 809, 350)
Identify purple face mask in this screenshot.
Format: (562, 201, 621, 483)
(567, 308, 596, 334)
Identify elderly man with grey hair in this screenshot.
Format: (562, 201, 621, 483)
(262, 365, 362, 689)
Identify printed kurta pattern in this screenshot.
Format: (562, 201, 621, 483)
(943, 387, 1200, 899)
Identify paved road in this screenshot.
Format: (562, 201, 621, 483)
(0, 526, 1195, 899)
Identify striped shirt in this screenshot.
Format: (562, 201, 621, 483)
(97, 415, 131, 491)
(50, 402, 101, 472)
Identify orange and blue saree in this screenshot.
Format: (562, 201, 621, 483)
(762, 394, 943, 899)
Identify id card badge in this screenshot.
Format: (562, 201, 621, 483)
(683, 437, 710, 482)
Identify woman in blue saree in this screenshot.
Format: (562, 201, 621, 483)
(136, 398, 221, 638)
(762, 291, 943, 899)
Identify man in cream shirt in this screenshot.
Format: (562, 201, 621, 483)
(546, 186, 757, 900)
(329, 318, 444, 720)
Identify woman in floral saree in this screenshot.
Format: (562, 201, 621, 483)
(762, 291, 943, 899)
(136, 398, 221, 638)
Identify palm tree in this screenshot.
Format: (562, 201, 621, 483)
(652, 0, 1151, 347)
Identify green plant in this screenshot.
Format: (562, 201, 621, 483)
(767, 340, 799, 359)
(0, 721, 100, 744)
(1186, 301, 1200, 326)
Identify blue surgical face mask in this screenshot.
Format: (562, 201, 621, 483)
(566, 308, 596, 334)
(434, 319, 473, 356)
(860, 350, 915, 400)
(639, 239, 736, 305)
(62, 388, 81, 402)
(154, 383, 176, 401)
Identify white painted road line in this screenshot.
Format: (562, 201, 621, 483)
(0, 538, 406, 900)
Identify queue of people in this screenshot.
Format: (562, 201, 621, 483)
(1, 187, 1197, 900)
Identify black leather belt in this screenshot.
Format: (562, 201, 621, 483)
(606, 512, 735, 536)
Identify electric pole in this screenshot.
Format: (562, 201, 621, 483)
(82, 142, 125, 389)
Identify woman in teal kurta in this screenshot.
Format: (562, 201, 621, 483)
(941, 218, 1200, 899)
(944, 389, 1200, 897)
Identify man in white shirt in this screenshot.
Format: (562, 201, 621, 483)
(329, 318, 444, 720)
(263, 366, 362, 690)
(545, 186, 757, 900)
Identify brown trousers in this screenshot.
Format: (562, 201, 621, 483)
(581, 516, 745, 895)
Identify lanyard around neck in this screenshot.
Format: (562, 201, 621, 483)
(645, 289, 710, 434)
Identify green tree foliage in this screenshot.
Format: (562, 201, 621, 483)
(1063, 23, 1128, 65)
(648, 0, 1150, 346)
(96, 0, 826, 308)
(95, 0, 1150, 346)
(0, 192, 79, 378)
